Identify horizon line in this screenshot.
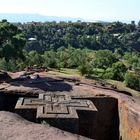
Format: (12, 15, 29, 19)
(0, 13, 138, 24)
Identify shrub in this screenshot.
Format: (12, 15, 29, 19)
(102, 68, 114, 79)
(91, 50, 118, 69)
(124, 72, 140, 90)
(0, 58, 17, 72)
(78, 63, 93, 76)
(110, 62, 127, 81)
(102, 62, 127, 81)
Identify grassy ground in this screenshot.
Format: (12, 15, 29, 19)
(107, 80, 140, 97)
(47, 68, 140, 97)
(46, 68, 81, 78)
(59, 68, 80, 76)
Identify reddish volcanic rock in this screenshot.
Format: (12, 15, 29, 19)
(0, 72, 140, 140)
(0, 111, 90, 140)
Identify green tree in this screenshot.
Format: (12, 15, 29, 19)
(91, 50, 118, 69)
(26, 51, 44, 67)
(124, 72, 140, 90)
(0, 20, 26, 61)
(78, 63, 93, 76)
(111, 62, 127, 81)
(67, 49, 88, 68)
(0, 58, 17, 72)
(123, 52, 140, 70)
(43, 51, 57, 68)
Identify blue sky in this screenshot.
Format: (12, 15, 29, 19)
(0, 0, 140, 22)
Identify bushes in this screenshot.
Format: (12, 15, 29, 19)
(110, 62, 127, 81)
(91, 50, 118, 69)
(0, 58, 17, 72)
(78, 63, 93, 76)
(102, 68, 114, 79)
(124, 72, 140, 90)
(102, 62, 127, 81)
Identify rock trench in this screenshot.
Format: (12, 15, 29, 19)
(0, 92, 120, 140)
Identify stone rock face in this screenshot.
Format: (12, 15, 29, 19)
(87, 97, 119, 140)
(0, 111, 90, 140)
(0, 72, 140, 140)
(118, 95, 140, 140)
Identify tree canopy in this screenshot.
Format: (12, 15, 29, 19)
(16, 21, 140, 54)
(0, 20, 26, 61)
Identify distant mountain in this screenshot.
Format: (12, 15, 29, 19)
(88, 20, 111, 25)
(0, 13, 84, 23)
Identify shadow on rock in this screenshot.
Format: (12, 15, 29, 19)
(10, 77, 73, 92)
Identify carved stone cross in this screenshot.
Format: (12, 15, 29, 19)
(15, 94, 97, 138)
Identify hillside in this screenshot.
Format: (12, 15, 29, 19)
(0, 13, 83, 23)
(18, 21, 140, 53)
